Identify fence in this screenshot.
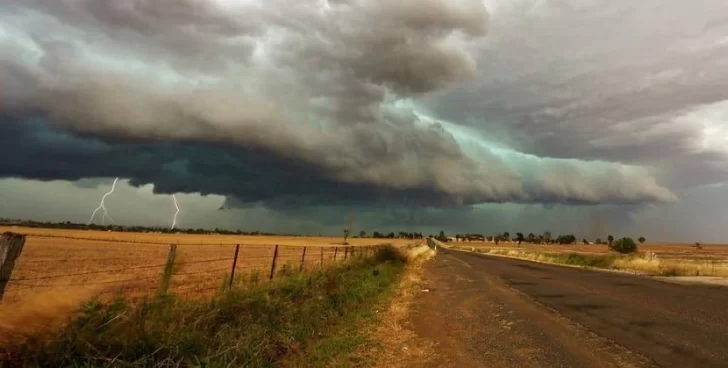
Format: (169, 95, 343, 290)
(0, 232, 387, 304)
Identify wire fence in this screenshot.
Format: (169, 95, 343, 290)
(0, 233, 390, 304)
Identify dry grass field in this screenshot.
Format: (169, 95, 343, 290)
(456, 240, 728, 258)
(452, 240, 728, 276)
(0, 226, 416, 307)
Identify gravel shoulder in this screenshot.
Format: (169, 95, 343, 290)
(409, 248, 728, 367)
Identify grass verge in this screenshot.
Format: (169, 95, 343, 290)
(458, 247, 728, 277)
(1, 246, 407, 367)
(357, 246, 437, 367)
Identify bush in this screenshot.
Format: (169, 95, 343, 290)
(610, 237, 638, 254)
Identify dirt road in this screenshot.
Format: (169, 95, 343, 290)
(410, 248, 728, 368)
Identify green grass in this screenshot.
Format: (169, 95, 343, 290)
(2, 247, 407, 367)
(553, 252, 618, 268)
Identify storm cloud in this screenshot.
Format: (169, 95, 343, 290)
(5, 0, 727, 211)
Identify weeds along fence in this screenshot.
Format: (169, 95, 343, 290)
(0, 232, 387, 304)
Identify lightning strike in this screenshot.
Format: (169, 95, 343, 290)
(88, 177, 119, 225)
(171, 194, 180, 230)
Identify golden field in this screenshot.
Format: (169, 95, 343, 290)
(452, 240, 728, 276)
(453, 240, 728, 258)
(0, 226, 416, 306)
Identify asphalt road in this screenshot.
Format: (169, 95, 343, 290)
(409, 248, 728, 368)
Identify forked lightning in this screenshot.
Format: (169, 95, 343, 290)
(88, 177, 119, 225)
(171, 194, 180, 230)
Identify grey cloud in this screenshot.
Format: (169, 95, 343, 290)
(0, 0, 679, 207)
(425, 0, 728, 189)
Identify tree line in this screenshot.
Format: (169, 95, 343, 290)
(435, 230, 647, 248)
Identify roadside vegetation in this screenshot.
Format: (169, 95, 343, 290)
(455, 246, 728, 277)
(0, 246, 408, 367)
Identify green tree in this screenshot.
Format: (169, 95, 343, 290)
(610, 237, 638, 254)
(607, 235, 614, 246)
(544, 231, 552, 244)
(360, 230, 366, 238)
(503, 232, 510, 241)
(527, 233, 536, 243)
(638, 236, 646, 244)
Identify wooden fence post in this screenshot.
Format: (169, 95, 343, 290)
(299, 246, 307, 272)
(320, 247, 324, 268)
(158, 244, 177, 296)
(344, 246, 349, 260)
(269, 245, 279, 281)
(229, 244, 240, 288)
(333, 247, 338, 262)
(0, 232, 25, 301)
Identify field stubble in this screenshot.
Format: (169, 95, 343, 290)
(0, 226, 414, 343)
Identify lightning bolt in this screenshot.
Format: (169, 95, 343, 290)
(88, 177, 119, 225)
(171, 194, 180, 230)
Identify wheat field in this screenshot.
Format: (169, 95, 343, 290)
(0, 226, 414, 306)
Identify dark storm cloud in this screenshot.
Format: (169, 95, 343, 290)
(0, 116, 483, 207)
(0, 0, 685, 208)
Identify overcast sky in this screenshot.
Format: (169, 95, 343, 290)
(1, 0, 727, 242)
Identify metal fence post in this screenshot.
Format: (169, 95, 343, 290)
(299, 246, 307, 272)
(269, 244, 279, 281)
(0, 232, 25, 301)
(229, 244, 240, 288)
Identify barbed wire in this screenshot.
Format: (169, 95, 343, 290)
(4, 257, 232, 282)
(2, 240, 388, 298)
(24, 233, 388, 249)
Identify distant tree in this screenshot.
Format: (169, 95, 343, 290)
(503, 232, 510, 241)
(638, 236, 646, 244)
(455, 234, 461, 242)
(437, 230, 448, 242)
(527, 233, 536, 243)
(595, 238, 603, 245)
(360, 230, 366, 238)
(607, 235, 614, 246)
(387, 232, 396, 239)
(582, 239, 589, 245)
(544, 231, 552, 244)
(343, 228, 350, 244)
(610, 237, 638, 254)
(516, 232, 524, 246)
(373, 231, 382, 239)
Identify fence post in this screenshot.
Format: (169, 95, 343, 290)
(229, 244, 240, 288)
(269, 244, 279, 281)
(0, 232, 25, 301)
(344, 246, 349, 260)
(320, 247, 324, 268)
(299, 246, 307, 272)
(159, 244, 177, 296)
(333, 247, 338, 262)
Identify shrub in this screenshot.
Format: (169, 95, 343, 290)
(610, 237, 638, 254)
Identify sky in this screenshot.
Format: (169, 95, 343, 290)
(0, 0, 727, 242)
